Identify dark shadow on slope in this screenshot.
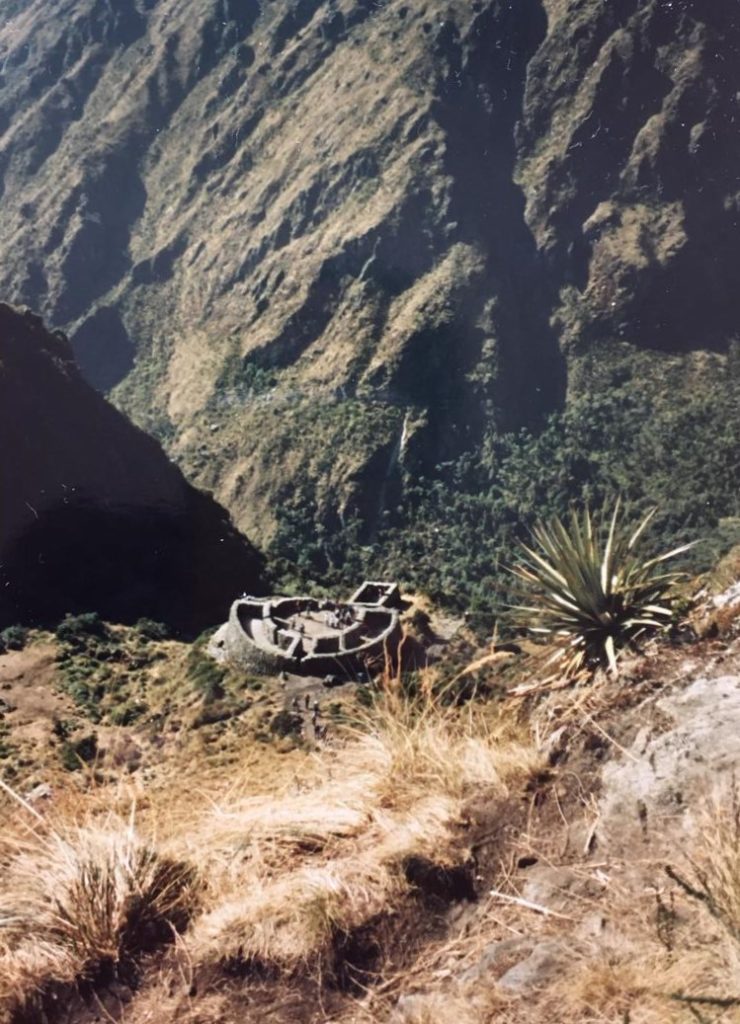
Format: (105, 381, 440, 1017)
(0, 302, 265, 636)
(52, 149, 148, 325)
(71, 305, 135, 392)
(0, 492, 265, 637)
(431, 0, 567, 432)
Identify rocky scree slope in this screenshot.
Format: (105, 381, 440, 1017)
(0, 303, 264, 632)
(0, 0, 737, 544)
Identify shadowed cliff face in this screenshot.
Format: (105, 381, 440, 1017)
(518, 0, 740, 356)
(0, 304, 264, 632)
(0, 0, 737, 543)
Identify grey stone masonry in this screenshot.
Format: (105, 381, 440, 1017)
(220, 581, 403, 677)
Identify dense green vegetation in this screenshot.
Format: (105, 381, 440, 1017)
(135, 618, 170, 641)
(0, 625, 28, 652)
(208, 353, 277, 412)
(55, 613, 159, 723)
(55, 612, 108, 648)
(267, 382, 740, 616)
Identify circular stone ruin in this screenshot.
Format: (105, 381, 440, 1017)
(218, 581, 402, 677)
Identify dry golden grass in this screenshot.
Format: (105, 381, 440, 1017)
(0, 683, 541, 1014)
(181, 688, 540, 976)
(10, 635, 740, 1024)
(0, 808, 197, 1016)
(347, 694, 539, 810)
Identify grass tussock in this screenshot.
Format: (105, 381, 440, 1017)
(181, 687, 540, 977)
(683, 790, 740, 945)
(348, 697, 539, 810)
(0, 812, 197, 1014)
(0, 674, 540, 1012)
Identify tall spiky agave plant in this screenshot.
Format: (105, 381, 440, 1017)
(511, 501, 694, 675)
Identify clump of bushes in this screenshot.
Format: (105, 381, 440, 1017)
(134, 618, 169, 641)
(0, 625, 29, 652)
(61, 668, 104, 722)
(54, 615, 172, 728)
(210, 352, 277, 411)
(56, 612, 108, 647)
(55, 613, 116, 720)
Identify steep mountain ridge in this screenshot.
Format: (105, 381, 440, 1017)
(0, 0, 737, 545)
(520, 0, 740, 356)
(0, 303, 264, 631)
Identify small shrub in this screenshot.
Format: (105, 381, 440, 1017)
(56, 612, 107, 646)
(511, 501, 694, 674)
(52, 717, 74, 740)
(108, 703, 147, 727)
(0, 625, 29, 652)
(270, 709, 303, 738)
(60, 733, 98, 771)
(62, 676, 103, 721)
(0, 722, 14, 760)
(134, 618, 169, 641)
(186, 645, 227, 704)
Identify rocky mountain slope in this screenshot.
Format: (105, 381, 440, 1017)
(0, 303, 264, 632)
(0, 0, 738, 544)
(3, 586, 740, 1024)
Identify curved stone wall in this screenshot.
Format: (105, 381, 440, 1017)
(221, 584, 402, 677)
